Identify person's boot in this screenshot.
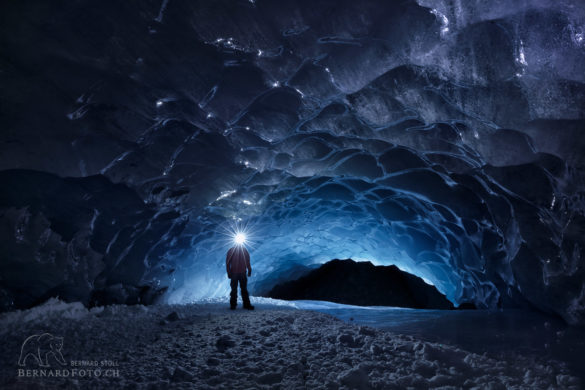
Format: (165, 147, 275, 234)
(230, 305, 236, 310)
(243, 304, 254, 310)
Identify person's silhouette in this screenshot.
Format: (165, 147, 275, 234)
(226, 244, 254, 310)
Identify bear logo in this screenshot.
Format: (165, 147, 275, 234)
(18, 333, 66, 367)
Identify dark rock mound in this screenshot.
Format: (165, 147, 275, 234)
(456, 302, 478, 310)
(266, 259, 454, 309)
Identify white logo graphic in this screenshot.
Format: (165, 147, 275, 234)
(18, 333, 66, 367)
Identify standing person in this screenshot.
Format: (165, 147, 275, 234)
(226, 244, 254, 310)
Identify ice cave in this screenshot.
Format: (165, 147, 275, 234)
(1, 0, 585, 388)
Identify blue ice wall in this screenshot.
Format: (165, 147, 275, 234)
(168, 176, 490, 307)
(1, 0, 585, 324)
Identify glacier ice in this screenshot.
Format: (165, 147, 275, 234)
(0, 0, 584, 325)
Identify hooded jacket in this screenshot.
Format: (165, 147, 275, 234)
(226, 246, 251, 275)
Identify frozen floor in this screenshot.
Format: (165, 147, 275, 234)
(0, 297, 582, 389)
(292, 300, 585, 383)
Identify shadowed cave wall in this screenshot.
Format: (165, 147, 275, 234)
(1, 0, 585, 325)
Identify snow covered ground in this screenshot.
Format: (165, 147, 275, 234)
(296, 300, 585, 383)
(0, 297, 581, 389)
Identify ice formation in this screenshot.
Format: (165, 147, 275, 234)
(1, 0, 585, 325)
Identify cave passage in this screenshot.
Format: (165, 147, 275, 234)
(1, 0, 585, 328)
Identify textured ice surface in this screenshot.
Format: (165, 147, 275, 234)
(294, 300, 585, 381)
(1, 0, 585, 324)
(0, 299, 581, 389)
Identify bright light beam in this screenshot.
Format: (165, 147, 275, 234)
(211, 218, 259, 251)
(234, 232, 247, 245)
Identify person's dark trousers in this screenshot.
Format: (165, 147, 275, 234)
(230, 272, 251, 308)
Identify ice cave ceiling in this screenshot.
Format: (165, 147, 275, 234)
(1, 0, 585, 324)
